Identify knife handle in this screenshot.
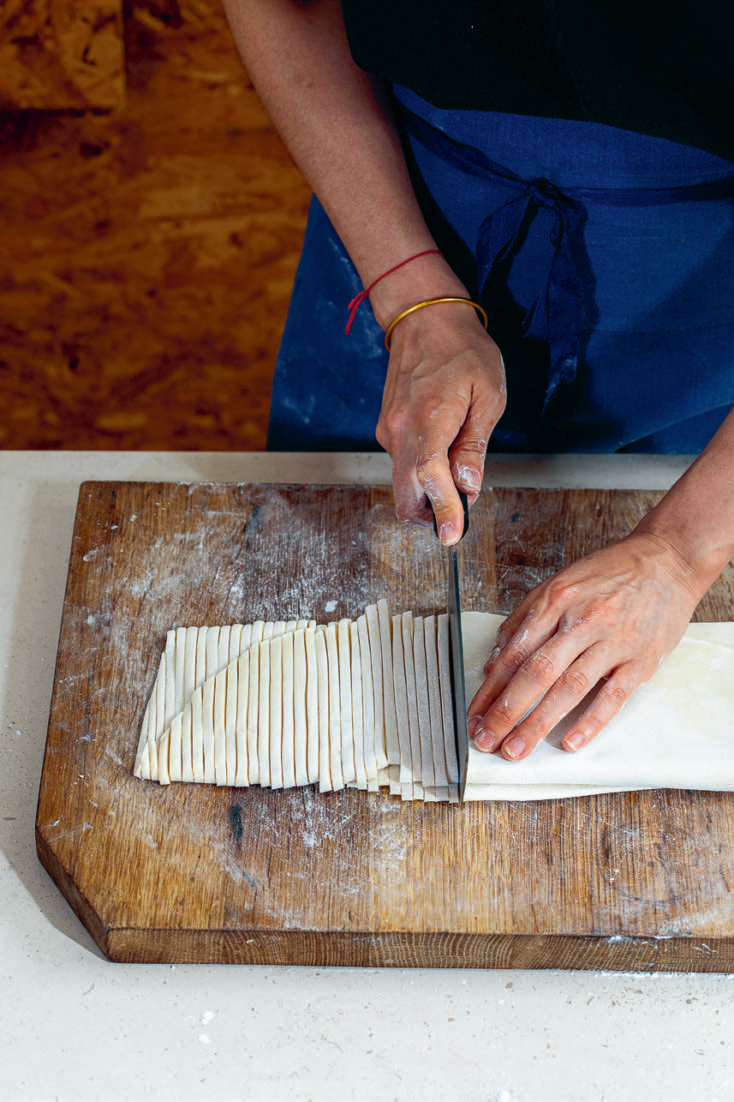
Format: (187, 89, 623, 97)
(432, 489, 470, 542)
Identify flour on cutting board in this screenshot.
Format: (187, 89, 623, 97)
(133, 600, 734, 802)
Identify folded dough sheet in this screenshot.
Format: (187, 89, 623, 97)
(462, 613, 734, 800)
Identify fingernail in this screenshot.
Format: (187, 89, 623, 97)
(504, 735, 525, 759)
(473, 727, 500, 753)
(467, 714, 482, 737)
(462, 469, 481, 492)
(439, 521, 457, 545)
(565, 731, 585, 751)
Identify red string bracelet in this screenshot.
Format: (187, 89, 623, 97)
(345, 249, 442, 335)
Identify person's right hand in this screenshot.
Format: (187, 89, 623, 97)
(375, 301, 507, 544)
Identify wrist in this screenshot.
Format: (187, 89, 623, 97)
(631, 432, 734, 599)
(384, 296, 488, 351)
(633, 512, 734, 603)
(367, 252, 469, 329)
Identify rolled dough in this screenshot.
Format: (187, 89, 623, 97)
(134, 609, 734, 802)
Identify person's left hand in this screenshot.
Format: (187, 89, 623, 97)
(467, 530, 702, 759)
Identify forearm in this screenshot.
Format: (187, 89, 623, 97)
(222, 0, 466, 324)
(634, 406, 734, 598)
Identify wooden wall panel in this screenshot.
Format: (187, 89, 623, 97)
(0, 0, 125, 110)
(0, 0, 312, 449)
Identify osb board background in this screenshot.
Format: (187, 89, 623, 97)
(0, 0, 124, 110)
(0, 0, 311, 449)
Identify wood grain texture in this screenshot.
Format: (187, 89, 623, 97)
(37, 482, 734, 969)
(0, 0, 124, 109)
(0, 0, 310, 449)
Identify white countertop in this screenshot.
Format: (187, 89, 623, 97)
(2, 450, 733, 1102)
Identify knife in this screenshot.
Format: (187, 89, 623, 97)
(433, 491, 470, 804)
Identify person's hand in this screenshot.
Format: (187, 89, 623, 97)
(375, 302, 506, 544)
(467, 531, 702, 759)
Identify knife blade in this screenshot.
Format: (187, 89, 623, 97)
(448, 538, 470, 803)
(433, 492, 470, 804)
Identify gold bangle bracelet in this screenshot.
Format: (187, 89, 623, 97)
(384, 296, 489, 351)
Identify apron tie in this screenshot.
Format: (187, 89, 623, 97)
(398, 102, 734, 417)
(476, 174, 593, 408)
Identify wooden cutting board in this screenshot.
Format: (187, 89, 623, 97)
(37, 481, 734, 970)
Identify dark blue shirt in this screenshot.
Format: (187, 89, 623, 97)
(340, 1, 734, 162)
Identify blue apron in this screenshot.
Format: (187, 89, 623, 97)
(268, 87, 734, 453)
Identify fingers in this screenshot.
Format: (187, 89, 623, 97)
(448, 372, 505, 504)
(449, 435, 486, 510)
(376, 320, 506, 541)
(466, 603, 548, 720)
(470, 634, 653, 762)
(487, 644, 616, 760)
(464, 532, 698, 762)
(561, 664, 645, 752)
(416, 448, 465, 544)
(376, 387, 456, 531)
(469, 624, 591, 755)
(412, 383, 505, 542)
(377, 410, 435, 528)
(387, 423, 475, 542)
(389, 458, 435, 529)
